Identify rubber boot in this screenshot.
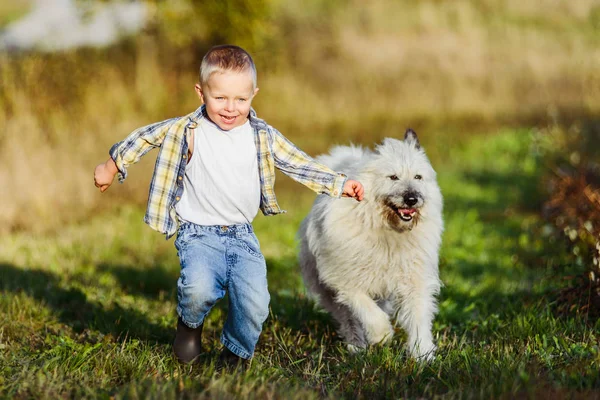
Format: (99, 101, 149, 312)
(217, 347, 249, 372)
(173, 317, 203, 364)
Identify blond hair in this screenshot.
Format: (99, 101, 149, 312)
(199, 45, 257, 90)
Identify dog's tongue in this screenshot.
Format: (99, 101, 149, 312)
(399, 208, 416, 216)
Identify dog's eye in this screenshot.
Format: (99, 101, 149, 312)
(389, 175, 399, 181)
(414, 174, 422, 180)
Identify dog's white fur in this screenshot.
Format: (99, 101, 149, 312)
(298, 130, 443, 360)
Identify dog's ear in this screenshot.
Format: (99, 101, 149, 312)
(404, 129, 421, 149)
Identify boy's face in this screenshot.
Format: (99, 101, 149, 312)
(195, 70, 258, 131)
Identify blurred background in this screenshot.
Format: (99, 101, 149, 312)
(0, 0, 598, 233)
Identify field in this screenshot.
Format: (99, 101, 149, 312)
(2, 131, 599, 399)
(1, 0, 600, 398)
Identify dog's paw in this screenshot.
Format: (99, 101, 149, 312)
(410, 341, 437, 362)
(365, 316, 394, 345)
(346, 343, 365, 354)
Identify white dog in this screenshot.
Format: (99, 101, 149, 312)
(298, 130, 443, 360)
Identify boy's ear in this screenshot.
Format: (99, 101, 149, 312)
(253, 87, 259, 97)
(194, 84, 204, 103)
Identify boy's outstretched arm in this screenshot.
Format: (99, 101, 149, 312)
(342, 179, 364, 201)
(93, 116, 180, 192)
(94, 158, 118, 192)
(270, 128, 364, 201)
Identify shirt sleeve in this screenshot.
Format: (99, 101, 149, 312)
(109, 117, 178, 183)
(269, 127, 347, 197)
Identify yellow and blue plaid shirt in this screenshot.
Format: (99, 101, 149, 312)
(110, 105, 347, 238)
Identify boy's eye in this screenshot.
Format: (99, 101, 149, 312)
(389, 175, 399, 181)
(238, 98, 247, 102)
(414, 174, 422, 180)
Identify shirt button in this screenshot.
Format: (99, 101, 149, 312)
(334, 190, 339, 196)
(178, 176, 183, 181)
(176, 196, 180, 201)
(182, 155, 187, 159)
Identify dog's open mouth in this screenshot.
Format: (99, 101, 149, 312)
(398, 208, 417, 221)
(384, 200, 420, 224)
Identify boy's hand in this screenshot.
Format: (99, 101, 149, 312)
(94, 158, 118, 192)
(342, 179, 364, 201)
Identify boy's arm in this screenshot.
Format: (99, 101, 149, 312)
(270, 128, 361, 199)
(112, 118, 178, 180)
(94, 118, 176, 192)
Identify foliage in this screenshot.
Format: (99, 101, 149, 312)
(533, 120, 600, 318)
(0, 1, 30, 27)
(148, 0, 283, 59)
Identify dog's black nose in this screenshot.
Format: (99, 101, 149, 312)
(404, 194, 418, 207)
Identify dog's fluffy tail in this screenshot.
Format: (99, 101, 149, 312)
(316, 145, 369, 174)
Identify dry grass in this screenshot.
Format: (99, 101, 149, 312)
(262, 0, 600, 142)
(1, 0, 599, 233)
(0, 0, 30, 27)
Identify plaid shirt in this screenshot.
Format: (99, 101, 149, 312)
(110, 105, 347, 238)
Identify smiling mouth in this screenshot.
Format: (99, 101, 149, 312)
(220, 115, 237, 122)
(385, 200, 418, 222)
(398, 208, 417, 221)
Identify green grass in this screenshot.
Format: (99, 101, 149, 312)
(1, 130, 599, 399)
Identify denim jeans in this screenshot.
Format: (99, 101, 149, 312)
(174, 221, 270, 359)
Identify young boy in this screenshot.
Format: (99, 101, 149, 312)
(94, 45, 364, 365)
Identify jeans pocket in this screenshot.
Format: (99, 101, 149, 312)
(175, 228, 206, 267)
(240, 233, 264, 259)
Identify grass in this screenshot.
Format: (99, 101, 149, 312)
(2, 130, 599, 399)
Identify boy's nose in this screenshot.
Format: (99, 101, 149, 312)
(225, 100, 236, 111)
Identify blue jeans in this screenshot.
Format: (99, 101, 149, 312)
(174, 221, 270, 359)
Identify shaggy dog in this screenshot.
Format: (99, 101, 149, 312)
(298, 130, 443, 360)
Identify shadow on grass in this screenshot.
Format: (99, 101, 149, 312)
(0, 262, 173, 344)
(96, 262, 177, 299)
(269, 292, 336, 336)
(265, 255, 303, 294)
(444, 169, 544, 219)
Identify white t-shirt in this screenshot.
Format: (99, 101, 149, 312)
(175, 118, 261, 226)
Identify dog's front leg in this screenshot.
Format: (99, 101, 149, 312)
(336, 291, 394, 346)
(395, 285, 438, 361)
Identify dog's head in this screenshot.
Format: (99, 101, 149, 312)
(362, 129, 442, 232)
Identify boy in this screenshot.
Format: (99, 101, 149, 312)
(94, 45, 364, 365)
